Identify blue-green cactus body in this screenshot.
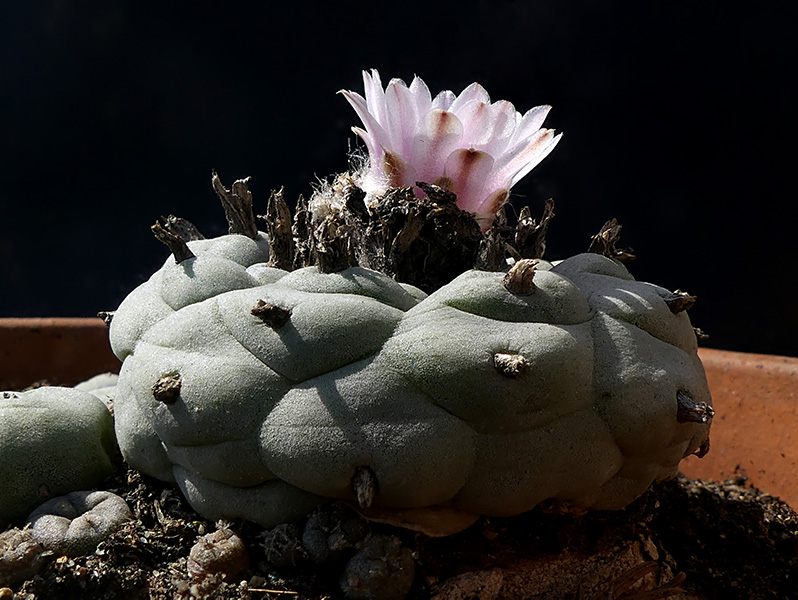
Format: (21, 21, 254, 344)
(0, 388, 116, 526)
(110, 233, 711, 530)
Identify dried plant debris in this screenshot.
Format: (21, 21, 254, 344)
(259, 187, 295, 271)
(151, 373, 181, 404)
(513, 198, 555, 261)
(212, 172, 259, 239)
(341, 534, 414, 600)
(4, 466, 796, 600)
(151, 218, 195, 264)
(162, 173, 650, 296)
(198, 172, 558, 292)
(149, 213, 206, 264)
(301, 505, 370, 565)
(299, 175, 558, 292)
(664, 290, 697, 314)
(502, 258, 539, 295)
(261, 523, 307, 569)
(250, 300, 292, 329)
(588, 218, 635, 263)
(291, 194, 313, 270)
(159, 214, 205, 243)
(96, 311, 115, 327)
(493, 352, 528, 378)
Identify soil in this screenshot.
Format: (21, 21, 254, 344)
(3, 463, 796, 600)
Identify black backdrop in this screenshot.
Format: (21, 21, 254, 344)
(2, 1, 795, 357)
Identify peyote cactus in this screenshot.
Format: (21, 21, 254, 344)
(0, 387, 117, 526)
(109, 215, 711, 534)
(26, 490, 133, 557)
(108, 72, 712, 536)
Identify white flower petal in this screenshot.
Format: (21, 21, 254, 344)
(455, 99, 493, 148)
(432, 89, 456, 110)
(449, 82, 491, 114)
(340, 89, 393, 153)
(512, 129, 562, 185)
(474, 188, 511, 227)
(363, 69, 387, 127)
(381, 149, 418, 189)
(356, 137, 419, 194)
(509, 105, 552, 147)
(509, 131, 562, 187)
(384, 79, 419, 160)
(412, 109, 464, 183)
(409, 75, 432, 114)
(351, 126, 384, 180)
(342, 70, 561, 229)
(478, 100, 518, 156)
(444, 148, 496, 214)
(486, 130, 561, 203)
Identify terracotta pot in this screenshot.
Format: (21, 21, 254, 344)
(0, 318, 121, 389)
(1, 318, 795, 508)
(681, 348, 798, 508)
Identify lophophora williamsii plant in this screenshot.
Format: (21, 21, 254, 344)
(107, 70, 713, 537)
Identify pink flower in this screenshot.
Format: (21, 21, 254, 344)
(341, 69, 562, 230)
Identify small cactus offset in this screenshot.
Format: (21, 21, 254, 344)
(0, 388, 117, 526)
(108, 71, 712, 536)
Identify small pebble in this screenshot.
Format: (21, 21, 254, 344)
(187, 528, 249, 582)
(0, 528, 48, 587)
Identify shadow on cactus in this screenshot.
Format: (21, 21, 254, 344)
(106, 70, 712, 538)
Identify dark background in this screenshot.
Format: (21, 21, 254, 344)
(1, 1, 795, 357)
